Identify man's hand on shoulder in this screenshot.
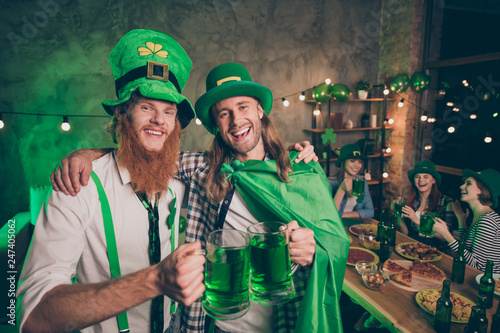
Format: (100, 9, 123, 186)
(287, 141, 318, 164)
(50, 148, 111, 196)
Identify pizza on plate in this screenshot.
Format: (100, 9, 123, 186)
(347, 248, 376, 265)
(411, 259, 446, 282)
(383, 260, 412, 287)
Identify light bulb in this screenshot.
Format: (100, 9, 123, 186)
(299, 92, 305, 101)
(61, 116, 70, 131)
(387, 118, 394, 125)
(325, 78, 332, 85)
(313, 109, 321, 116)
(470, 114, 477, 119)
(485, 134, 492, 143)
(452, 107, 459, 112)
(447, 126, 455, 133)
(424, 145, 432, 150)
(385, 147, 392, 154)
(195, 118, 202, 125)
(421, 114, 428, 122)
(398, 99, 404, 108)
(282, 98, 289, 107)
(0, 114, 3, 129)
(446, 102, 454, 107)
(383, 88, 389, 95)
(493, 112, 498, 118)
(383, 172, 389, 178)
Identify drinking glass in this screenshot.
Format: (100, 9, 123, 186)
(351, 175, 365, 197)
(419, 212, 438, 237)
(202, 229, 250, 320)
(247, 222, 295, 305)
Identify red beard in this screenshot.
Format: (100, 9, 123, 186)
(115, 115, 180, 197)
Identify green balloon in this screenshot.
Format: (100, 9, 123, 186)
(313, 83, 333, 103)
(331, 83, 351, 102)
(390, 73, 410, 93)
(411, 72, 431, 92)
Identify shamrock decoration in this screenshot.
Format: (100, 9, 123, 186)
(321, 128, 337, 145)
(138, 42, 168, 58)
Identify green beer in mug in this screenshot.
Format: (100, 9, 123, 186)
(351, 175, 365, 197)
(419, 212, 437, 237)
(247, 222, 295, 305)
(202, 229, 250, 320)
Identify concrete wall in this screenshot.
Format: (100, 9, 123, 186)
(0, 0, 384, 224)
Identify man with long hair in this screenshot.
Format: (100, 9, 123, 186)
(17, 29, 205, 333)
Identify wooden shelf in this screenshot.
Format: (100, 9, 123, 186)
(304, 126, 393, 134)
(318, 153, 393, 163)
(327, 177, 390, 186)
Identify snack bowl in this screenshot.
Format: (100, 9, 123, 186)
(355, 260, 378, 276)
(359, 233, 380, 250)
(362, 269, 390, 291)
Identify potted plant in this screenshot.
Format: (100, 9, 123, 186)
(355, 80, 372, 100)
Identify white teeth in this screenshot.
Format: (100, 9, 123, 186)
(233, 128, 249, 136)
(145, 129, 162, 136)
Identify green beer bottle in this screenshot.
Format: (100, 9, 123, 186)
(464, 306, 484, 333)
(387, 211, 397, 247)
(479, 260, 495, 309)
(376, 210, 386, 242)
(491, 299, 500, 333)
(378, 229, 392, 263)
(451, 240, 466, 284)
(434, 279, 452, 332)
(476, 294, 489, 333)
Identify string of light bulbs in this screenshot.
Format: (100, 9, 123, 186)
(0, 111, 109, 132)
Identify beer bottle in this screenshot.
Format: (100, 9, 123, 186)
(476, 294, 489, 333)
(479, 260, 495, 309)
(491, 299, 500, 333)
(387, 212, 397, 247)
(464, 306, 484, 333)
(451, 240, 466, 284)
(376, 209, 386, 242)
(434, 279, 452, 333)
(378, 229, 392, 263)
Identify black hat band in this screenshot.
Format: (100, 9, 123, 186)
(114, 61, 181, 97)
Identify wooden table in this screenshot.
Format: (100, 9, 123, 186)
(342, 219, 498, 333)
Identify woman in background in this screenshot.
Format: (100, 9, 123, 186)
(434, 168, 500, 273)
(399, 160, 456, 249)
(329, 143, 374, 219)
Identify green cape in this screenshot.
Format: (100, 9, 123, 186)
(221, 151, 350, 332)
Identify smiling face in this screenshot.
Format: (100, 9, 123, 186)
(413, 173, 436, 194)
(460, 177, 482, 203)
(126, 98, 178, 152)
(345, 159, 364, 177)
(212, 96, 265, 161)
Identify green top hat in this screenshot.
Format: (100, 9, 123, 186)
(335, 144, 368, 167)
(407, 160, 442, 187)
(462, 168, 500, 209)
(102, 29, 195, 128)
(195, 63, 273, 134)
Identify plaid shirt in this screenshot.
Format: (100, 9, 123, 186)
(177, 151, 311, 333)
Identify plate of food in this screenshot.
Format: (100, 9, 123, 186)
(347, 247, 379, 267)
(382, 259, 445, 292)
(395, 242, 442, 262)
(475, 273, 500, 296)
(349, 224, 377, 237)
(415, 289, 474, 323)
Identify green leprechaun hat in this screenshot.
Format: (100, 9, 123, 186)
(335, 144, 368, 167)
(102, 29, 195, 128)
(407, 160, 442, 187)
(195, 63, 273, 134)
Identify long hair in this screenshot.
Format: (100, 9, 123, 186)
(473, 178, 493, 207)
(206, 112, 292, 202)
(407, 182, 441, 211)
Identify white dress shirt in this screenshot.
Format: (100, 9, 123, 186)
(17, 151, 185, 332)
